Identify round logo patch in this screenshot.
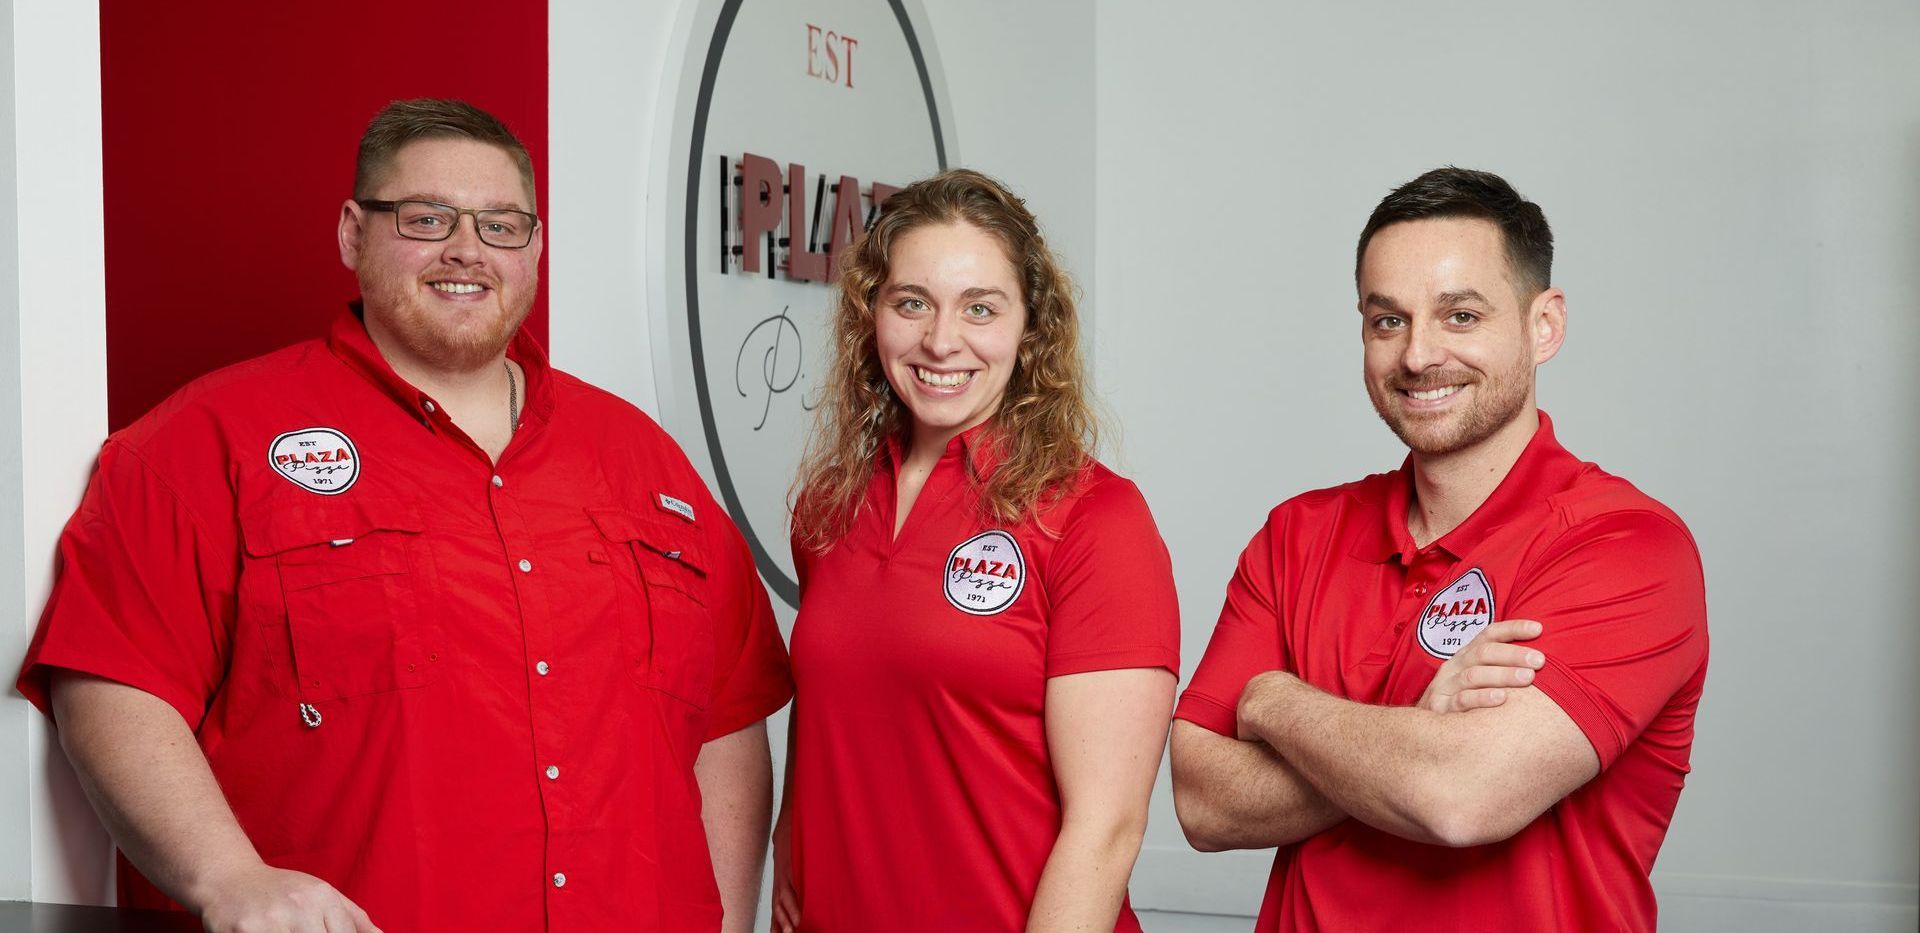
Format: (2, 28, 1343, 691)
(944, 530, 1025, 616)
(269, 427, 360, 496)
(1418, 568, 1495, 659)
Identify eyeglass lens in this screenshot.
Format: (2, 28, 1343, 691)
(394, 201, 534, 248)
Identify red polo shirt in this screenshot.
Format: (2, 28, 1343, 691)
(16, 309, 793, 932)
(787, 427, 1180, 932)
(1177, 412, 1708, 932)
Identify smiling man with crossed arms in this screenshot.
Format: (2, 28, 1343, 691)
(1171, 167, 1709, 932)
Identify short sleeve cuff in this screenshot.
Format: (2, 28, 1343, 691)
(1046, 644, 1178, 679)
(1531, 658, 1623, 769)
(1173, 691, 1238, 738)
(703, 673, 794, 742)
(15, 658, 207, 732)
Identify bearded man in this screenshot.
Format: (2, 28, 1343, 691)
(1170, 167, 1709, 932)
(17, 99, 792, 933)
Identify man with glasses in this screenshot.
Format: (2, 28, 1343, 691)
(17, 99, 792, 933)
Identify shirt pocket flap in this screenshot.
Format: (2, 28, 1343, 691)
(585, 507, 708, 577)
(240, 496, 425, 557)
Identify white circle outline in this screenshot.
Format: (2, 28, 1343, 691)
(943, 530, 1026, 616)
(267, 427, 361, 496)
(1417, 567, 1494, 659)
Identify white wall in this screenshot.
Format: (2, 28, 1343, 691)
(3, 0, 113, 906)
(1094, 1, 1920, 929)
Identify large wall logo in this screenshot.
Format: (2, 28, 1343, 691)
(654, 0, 953, 608)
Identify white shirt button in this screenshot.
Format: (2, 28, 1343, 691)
(492, 475, 504, 488)
(536, 660, 550, 676)
(545, 765, 560, 780)
(552, 872, 566, 888)
(422, 400, 437, 414)
(518, 559, 533, 573)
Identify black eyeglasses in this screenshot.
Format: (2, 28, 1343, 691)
(356, 199, 541, 249)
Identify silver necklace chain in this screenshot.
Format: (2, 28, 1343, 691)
(506, 359, 520, 434)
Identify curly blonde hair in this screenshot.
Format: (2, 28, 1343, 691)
(791, 169, 1095, 552)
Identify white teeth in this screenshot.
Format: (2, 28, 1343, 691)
(913, 366, 972, 388)
(431, 282, 483, 294)
(1408, 385, 1461, 401)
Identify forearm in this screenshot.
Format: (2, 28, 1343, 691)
(50, 671, 265, 910)
(1240, 672, 1502, 846)
(1025, 812, 1145, 933)
(1169, 720, 1343, 850)
(696, 721, 774, 933)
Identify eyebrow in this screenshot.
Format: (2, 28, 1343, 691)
(1437, 289, 1493, 307)
(1361, 290, 1495, 313)
(392, 193, 534, 213)
(1361, 292, 1406, 313)
(883, 283, 1011, 302)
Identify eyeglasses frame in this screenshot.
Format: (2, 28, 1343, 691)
(354, 198, 542, 250)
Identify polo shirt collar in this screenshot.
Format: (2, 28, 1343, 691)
(327, 302, 556, 431)
(1352, 411, 1582, 564)
(881, 419, 1004, 478)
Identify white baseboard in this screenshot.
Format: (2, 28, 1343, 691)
(1130, 845, 1920, 932)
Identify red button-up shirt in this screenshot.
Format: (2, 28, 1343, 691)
(1178, 413, 1708, 932)
(788, 427, 1180, 931)
(17, 309, 793, 932)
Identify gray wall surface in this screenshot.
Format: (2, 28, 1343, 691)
(1093, 1, 1920, 928)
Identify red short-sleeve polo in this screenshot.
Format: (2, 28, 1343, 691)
(16, 309, 793, 932)
(787, 426, 1180, 932)
(1177, 412, 1708, 932)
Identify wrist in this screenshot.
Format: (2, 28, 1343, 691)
(1235, 670, 1303, 742)
(179, 850, 268, 912)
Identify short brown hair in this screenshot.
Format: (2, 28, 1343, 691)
(354, 98, 536, 210)
(1356, 167, 1552, 297)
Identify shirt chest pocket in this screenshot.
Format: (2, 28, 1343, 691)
(240, 496, 439, 702)
(587, 508, 715, 710)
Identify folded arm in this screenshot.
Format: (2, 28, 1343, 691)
(1237, 670, 1597, 848)
(1168, 719, 1344, 851)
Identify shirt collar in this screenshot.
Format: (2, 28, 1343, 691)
(327, 301, 555, 430)
(1351, 410, 1583, 564)
(881, 419, 1004, 478)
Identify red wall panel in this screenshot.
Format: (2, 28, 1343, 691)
(101, 1, 548, 431)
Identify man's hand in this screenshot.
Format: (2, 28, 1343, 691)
(195, 863, 381, 933)
(1416, 619, 1547, 714)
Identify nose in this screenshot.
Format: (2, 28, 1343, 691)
(1400, 316, 1444, 373)
(921, 307, 962, 357)
(438, 213, 485, 264)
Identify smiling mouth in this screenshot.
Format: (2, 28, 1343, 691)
(913, 366, 973, 389)
(430, 281, 487, 295)
(1402, 384, 1463, 401)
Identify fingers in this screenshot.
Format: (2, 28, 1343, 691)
(348, 898, 384, 933)
(1452, 687, 1509, 711)
(774, 881, 801, 932)
(1474, 619, 1543, 645)
(1457, 660, 1536, 690)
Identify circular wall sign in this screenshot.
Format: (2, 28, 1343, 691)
(654, 0, 953, 608)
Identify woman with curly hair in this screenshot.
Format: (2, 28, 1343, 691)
(772, 169, 1179, 932)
